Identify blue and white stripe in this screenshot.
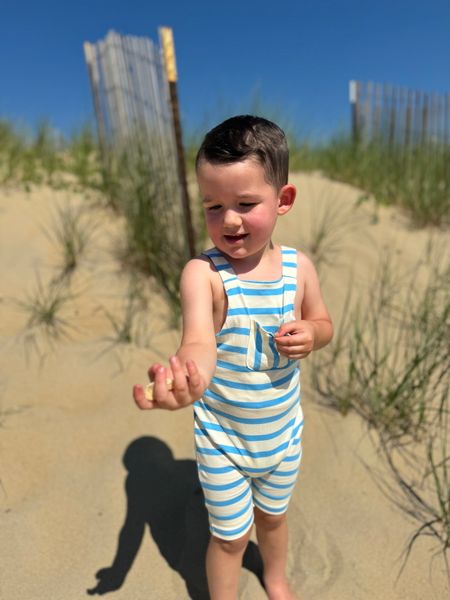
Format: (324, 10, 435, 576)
(194, 245, 304, 539)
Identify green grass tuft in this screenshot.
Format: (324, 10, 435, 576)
(43, 202, 97, 283)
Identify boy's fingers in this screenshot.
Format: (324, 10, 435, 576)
(169, 356, 191, 407)
(280, 342, 311, 358)
(275, 334, 298, 347)
(133, 384, 145, 404)
(275, 321, 298, 337)
(138, 359, 203, 410)
(153, 366, 171, 403)
(133, 384, 156, 410)
(187, 360, 203, 392)
(170, 356, 189, 397)
(148, 363, 163, 382)
(275, 335, 293, 348)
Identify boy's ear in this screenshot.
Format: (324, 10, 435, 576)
(277, 184, 296, 215)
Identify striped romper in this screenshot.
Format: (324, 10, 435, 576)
(193, 245, 304, 540)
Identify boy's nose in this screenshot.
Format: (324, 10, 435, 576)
(223, 209, 242, 228)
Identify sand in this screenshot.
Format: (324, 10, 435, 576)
(0, 174, 448, 599)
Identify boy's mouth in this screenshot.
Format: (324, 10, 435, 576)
(224, 234, 248, 243)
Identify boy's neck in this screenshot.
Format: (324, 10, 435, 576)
(222, 241, 282, 281)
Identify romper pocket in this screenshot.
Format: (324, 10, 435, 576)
(246, 319, 292, 371)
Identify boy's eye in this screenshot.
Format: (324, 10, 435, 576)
(240, 202, 256, 207)
(207, 205, 221, 211)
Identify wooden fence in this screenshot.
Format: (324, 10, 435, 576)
(83, 29, 194, 258)
(350, 80, 450, 148)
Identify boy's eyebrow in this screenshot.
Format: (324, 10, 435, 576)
(237, 193, 262, 199)
(202, 193, 262, 203)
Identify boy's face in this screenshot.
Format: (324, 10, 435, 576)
(197, 158, 294, 260)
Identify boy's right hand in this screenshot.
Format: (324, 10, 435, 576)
(133, 356, 205, 411)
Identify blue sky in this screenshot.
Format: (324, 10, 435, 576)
(1, 0, 450, 143)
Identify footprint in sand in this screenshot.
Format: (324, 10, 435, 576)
(286, 500, 343, 597)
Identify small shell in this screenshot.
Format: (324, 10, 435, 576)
(144, 378, 174, 401)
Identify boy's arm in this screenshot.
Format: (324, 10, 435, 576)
(275, 251, 333, 358)
(133, 257, 216, 410)
(176, 257, 217, 382)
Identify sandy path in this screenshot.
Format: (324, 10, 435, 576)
(0, 175, 448, 599)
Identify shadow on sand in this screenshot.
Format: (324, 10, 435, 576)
(87, 436, 264, 599)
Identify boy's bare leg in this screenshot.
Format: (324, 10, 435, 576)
(206, 530, 252, 600)
(254, 507, 298, 600)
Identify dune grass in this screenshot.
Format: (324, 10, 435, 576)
(288, 135, 450, 228)
(310, 238, 450, 568)
(0, 119, 101, 191)
(0, 118, 192, 328)
(15, 273, 78, 364)
(95, 274, 173, 372)
(292, 187, 375, 275)
(102, 140, 193, 327)
(312, 244, 449, 442)
(376, 404, 450, 581)
(1, 111, 448, 309)
(43, 202, 97, 283)
(2, 113, 449, 228)
(99, 276, 149, 348)
(65, 124, 102, 189)
(18, 278, 75, 338)
(0, 119, 64, 187)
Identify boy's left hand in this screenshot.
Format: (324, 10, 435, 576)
(274, 320, 315, 360)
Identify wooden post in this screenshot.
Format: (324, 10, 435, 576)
(445, 93, 450, 147)
(373, 82, 382, 141)
(349, 80, 359, 144)
(364, 81, 373, 144)
(438, 94, 445, 149)
(421, 94, 429, 146)
(388, 84, 396, 148)
(83, 42, 108, 162)
(414, 90, 421, 148)
(404, 88, 413, 149)
(159, 26, 196, 258)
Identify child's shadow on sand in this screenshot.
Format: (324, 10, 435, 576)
(87, 436, 264, 599)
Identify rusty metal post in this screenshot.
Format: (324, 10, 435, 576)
(159, 26, 196, 258)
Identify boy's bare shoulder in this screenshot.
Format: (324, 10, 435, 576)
(181, 254, 217, 281)
(296, 249, 316, 270)
(293, 250, 322, 318)
(180, 253, 222, 294)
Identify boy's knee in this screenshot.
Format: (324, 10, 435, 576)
(210, 531, 251, 554)
(254, 507, 287, 531)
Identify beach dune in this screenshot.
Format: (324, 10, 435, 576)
(0, 174, 448, 599)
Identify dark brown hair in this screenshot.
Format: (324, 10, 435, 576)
(195, 115, 289, 190)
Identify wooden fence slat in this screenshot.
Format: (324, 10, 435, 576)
(349, 80, 358, 143)
(404, 88, 413, 148)
(414, 89, 421, 147)
(444, 93, 450, 146)
(101, 35, 119, 141)
(83, 28, 193, 259)
(373, 82, 382, 140)
(83, 42, 107, 158)
(351, 79, 449, 150)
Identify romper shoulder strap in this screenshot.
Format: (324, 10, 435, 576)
(201, 248, 239, 289)
(281, 246, 298, 281)
(280, 246, 298, 314)
(201, 247, 247, 311)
